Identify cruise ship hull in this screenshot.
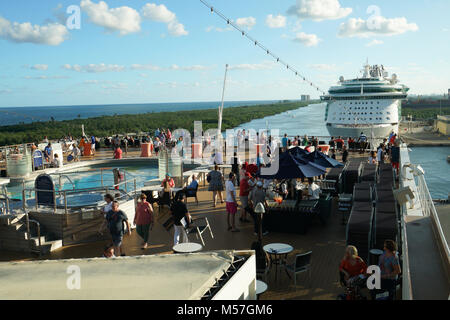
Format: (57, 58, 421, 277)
(326, 123, 398, 139)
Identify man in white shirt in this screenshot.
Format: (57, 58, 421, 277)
(225, 173, 239, 232)
(377, 144, 385, 164)
(307, 178, 321, 200)
(214, 150, 223, 165)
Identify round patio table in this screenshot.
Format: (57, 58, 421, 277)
(256, 280, 268, 300)
(172, 242, 203, 253)
(263, 243, 293, 282)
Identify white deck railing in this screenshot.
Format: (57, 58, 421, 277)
(416, 174, 450, 272)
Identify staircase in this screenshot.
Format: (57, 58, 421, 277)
(0, 213, 63, 255)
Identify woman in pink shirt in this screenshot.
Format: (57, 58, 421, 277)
(134, 193, 154, 249)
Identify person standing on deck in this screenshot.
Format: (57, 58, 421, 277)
(123, 136, 128, 155)
(377, 144, 385, 164)
(207, 164, 224, 207)
(91, 135, 96, 155)
(372, 240, 401, 300)
(105, 201, 131, 257)
(170, 191, 191, 245)
(114, 146, 122, 159)
(390, 140, 400, 176)
(225, 172, 239, 232)
(342, 145, 349, 163)
(239, 172, 251, 223)
(281, 134, 288, 152)
(358, 132, 367, 154)
(249, 181, 269, 236)
(134, 193, 154, 250)
(231, 152, 241, 186)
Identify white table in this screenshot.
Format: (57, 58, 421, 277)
(256, 280, 268, 300)
(172, 242, 203, 253)
(263, 243, 294, 281)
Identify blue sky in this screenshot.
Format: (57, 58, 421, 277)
(0, 0, 449, 107)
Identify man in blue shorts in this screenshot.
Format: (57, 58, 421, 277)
(105, 201, 131, 256)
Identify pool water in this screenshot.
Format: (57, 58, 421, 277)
(408, 147, 450, 199)
(5, 163, 159, 200)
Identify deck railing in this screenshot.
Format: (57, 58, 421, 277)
(415, 174, 450, 275)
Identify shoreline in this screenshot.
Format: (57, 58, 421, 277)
(0, 101, 318, 147)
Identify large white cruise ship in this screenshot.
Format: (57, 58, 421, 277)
(321, 63, 409, 139)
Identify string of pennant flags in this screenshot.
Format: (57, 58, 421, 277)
(199, 0, 327, 96)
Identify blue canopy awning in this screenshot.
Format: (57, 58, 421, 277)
(259, 151, 326, 179)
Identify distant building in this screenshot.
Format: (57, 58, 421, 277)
(301, 95, 310, 102)
(435, 115, 450, 135)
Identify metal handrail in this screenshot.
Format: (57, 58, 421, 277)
(416, 174, 450, 267)
(0, 185, 10, 214)
(22, 178, 137, 213)
(28, 219, 42, 255)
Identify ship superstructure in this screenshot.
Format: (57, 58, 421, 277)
(321, 63, 409, 139)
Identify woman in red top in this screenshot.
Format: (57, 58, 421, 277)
(339, 245, 367, 286)
(114, 146, 122, 159)
(161, 173, 175, 188)
(134, 193, 154, 249)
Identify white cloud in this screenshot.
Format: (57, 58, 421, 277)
(80, 0, 141, 35)
(141, 3, 175, 23)
(173, 64, 210, 71)
(167, 21, 188, 37)
(366, 39, 383, 47)
(287, 0, 352, 21)
(309, 64, 337, 71)
(293, 32, 321, 46)
(236, 17, 256, 30)
(24, 75, 69, 80)
(63, 63, 126, 73)
(30, 64, 49, 71)
(205, 25, 232, 33)
(229, 61, 275, 71)
(130, 64, 161, 71)
(0, 89, 12, 94)
(84, 80, 99, 84)
(131, 63, 210, 71)
(266, 14, 286, 28)
(338, 17, 419, 38)
(141, 3, 188, 36)
(0, 16, 68, 45)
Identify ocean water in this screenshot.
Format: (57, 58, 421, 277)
(0, 100, 280, 126)
(408, 147, 450, 199)
(235, 102, 329, 137)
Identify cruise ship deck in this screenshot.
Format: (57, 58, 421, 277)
(0, 146, 449, 300)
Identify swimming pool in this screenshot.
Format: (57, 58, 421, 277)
(5, 160, 159, 200)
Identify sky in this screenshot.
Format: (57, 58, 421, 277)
(0, 0, 449, 108)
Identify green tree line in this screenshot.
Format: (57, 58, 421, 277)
(0, 101, 314, 146)
(402, 107, 450, 120)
